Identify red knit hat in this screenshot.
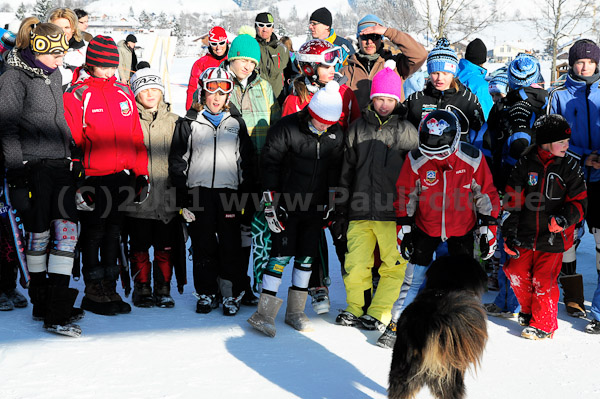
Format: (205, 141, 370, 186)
(86, 35, 119, 68)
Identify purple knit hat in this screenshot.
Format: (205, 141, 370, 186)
(370, 60, 402, 102)
(568, 39, 600, 66)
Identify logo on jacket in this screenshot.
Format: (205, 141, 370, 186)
(426, 118, 450, 136)
(91, 108, 104, 113)
(425, 170, 437, 184)
(119, 101, 131, 116)
(528, 172, 538, 186)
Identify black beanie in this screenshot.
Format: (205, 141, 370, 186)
(126, 34, 137, 43)
(534, 114, 572, 145)
(465, 38, 487, 65)
(255, 12, 274, 24)
(309, 7, 332, 27)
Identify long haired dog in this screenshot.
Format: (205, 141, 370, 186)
(388, 254, 488, 399)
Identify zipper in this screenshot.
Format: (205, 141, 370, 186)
(586, 85, 592, 180)
(210, 127, 218, 188)
(441, 168, 448, 241)
(534, 163, 548, 250)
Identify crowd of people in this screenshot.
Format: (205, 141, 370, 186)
(0, 7, 599, 344)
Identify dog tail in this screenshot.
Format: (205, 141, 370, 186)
(419, 291, 488, 384)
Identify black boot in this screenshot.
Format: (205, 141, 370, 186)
(132, 282, 154, 308)
(102, 279, 132, 314)
(81, 279, 118, 316)
(44, 286, 82, 337)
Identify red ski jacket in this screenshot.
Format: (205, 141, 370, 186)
(281, 81, 360, 131)
(185, 53, 227, 110)
(63, 75, 148, 177)
(395, 142, 500, 239)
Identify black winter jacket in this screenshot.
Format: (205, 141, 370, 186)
(338, 105, 419, 221)
(261, 108, 344, 210)
(0, 49, 72, 169)
(502, 146, 587, 253)
(405, 80, 485, 141)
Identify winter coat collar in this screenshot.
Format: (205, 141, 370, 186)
(5, 49, 48, 78)
(565, 70, 600, 95)
(137, 101, 172, 122)
(423, 79, 465, 98)
(505, 85, 548, 110)
(457, 58, 487, 78)
(362, 104, 407, 126)
(257, 33, 279, 48)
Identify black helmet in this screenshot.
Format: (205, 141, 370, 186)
(418, 110, 461, 160)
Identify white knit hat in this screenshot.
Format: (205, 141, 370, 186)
(308, 81, 342, 125)
(130, 68, 165, 97)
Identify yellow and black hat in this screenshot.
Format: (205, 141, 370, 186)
(30, 32, 68, 54)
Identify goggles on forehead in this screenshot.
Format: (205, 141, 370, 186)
(297, 46, 343, 67)
(209, 40, 227, 47)
(30, 32, 68, 55)
(204, 80, 233, 94)
(255, 22, 274, 28)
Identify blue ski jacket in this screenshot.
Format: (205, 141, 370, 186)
(547, 72, 600, 182)
(456, 59, 493, 119)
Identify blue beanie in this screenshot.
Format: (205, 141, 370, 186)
(488, 67, 509, 95)
(508, 53, 540, 90)
(356, 14, 384, 38)
(427, 38, 458, 75)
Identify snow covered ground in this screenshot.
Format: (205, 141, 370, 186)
(1, 57, 600, 399)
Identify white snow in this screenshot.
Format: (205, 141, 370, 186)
(2, 56, 600, 399)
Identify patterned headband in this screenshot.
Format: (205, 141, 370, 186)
(30, 31, 68, 54)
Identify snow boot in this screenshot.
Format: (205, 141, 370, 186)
(5, 288, 28, 308)
(81, 280, 117, 316)
(195, 293, 219, 314)
(521, 326, 553, 340)
(284, 288, 313, 332)
(518, 312, 532, 326)
(585, 319, 600, 334)
(0, 292, 13, 311)
(247, 292, 284, 337)
(336, 310, 361, 327)
(223, 291, 244, 316)
(43, 286, 82, 338)
(376, 321, 397, 349)
(102, 276, 131, 314)
(559, 274, 586, 317)
(309, 286, 330, 314)
(132, 282, 154, 308)
(153, 250, 174, 308)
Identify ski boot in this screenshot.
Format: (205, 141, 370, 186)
(195, 293, 219, 314)
(376, 321, 397, 349)
(309, 286, 330, 314)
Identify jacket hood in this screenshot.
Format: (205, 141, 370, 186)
(458, 58, 487, 78)
(506, 86, 547, 110)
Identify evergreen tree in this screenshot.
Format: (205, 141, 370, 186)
(157, 12, 171, 29)
(138, 10, 152, 30)
(129, 6, 135, 18)
(15, 2, 27, 20)
(33, 0, 55, 20)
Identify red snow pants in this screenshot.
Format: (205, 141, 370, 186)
(504, 248, 563, 333)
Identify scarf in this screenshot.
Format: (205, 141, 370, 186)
(21, 47, 56, 75)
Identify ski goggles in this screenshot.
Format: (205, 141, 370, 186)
(420, 149, 453, 160)
(255, 22, 274, 28)
(209, 40, 226, 47)
(204, 80, 233, 94)
(297, 46, 343, 66)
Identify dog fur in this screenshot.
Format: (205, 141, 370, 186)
(388, 254, 488, 399)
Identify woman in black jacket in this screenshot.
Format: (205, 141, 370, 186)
(247, 81, 344, 337)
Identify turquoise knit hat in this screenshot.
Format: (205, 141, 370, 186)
(228, 34, 260, 65)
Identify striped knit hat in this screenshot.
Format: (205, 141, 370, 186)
(488, 67, 509, 95)
(507, 53, 540, 90)
(86, 35, 119, 68)
(0, 28, 16, 55)
(427, 38, 458, 75)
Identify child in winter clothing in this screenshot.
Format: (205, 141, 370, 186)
(405, 38, 485, 149)
(336, 62, 419, 331)
(185, 26, 229, 110)
(456, 38, 493, 119)
(125, 68, 180, 308)
(0, 18, 82, 336)
(502, 114, 587, 339)
(247, 81, 344, 337)
(547, 39, 600, 321)
(169, 67, 255, 316)
(387, 110, 500, 347)
(63, 35, 149, 317)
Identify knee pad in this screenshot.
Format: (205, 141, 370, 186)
(51, 219, 78, 254)
(27, 230, 50, 254)
(265, 256, 292, 278)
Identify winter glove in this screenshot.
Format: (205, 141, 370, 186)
(75, 185, 95, 212)
(548, 215, 567, 233)
(503, 237, 522, 259)
(133, 175, 150, 204)
(5, 167, 31, 212)
(509, 100, 534, 131)
(180, 208, 196, 223)
(478, 225, 498, 260)
(397, 224, 414, 261)
(262, 190, 287, 233)
(69, 157, 85, 187)
(329, 213, 348, 241)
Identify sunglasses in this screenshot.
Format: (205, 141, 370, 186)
(360, 34, 381, 42)
(309, 21, 322, 26)
(255, 22, 274, 28)
(204, 80, 233, 94)
(209, 40, 226, 47)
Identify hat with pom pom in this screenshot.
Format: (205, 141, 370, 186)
(427, 38, 458, 75)
(308, 80, 343, 125)
(370, 59, 402, 102)
(508, 53, 540, 90)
